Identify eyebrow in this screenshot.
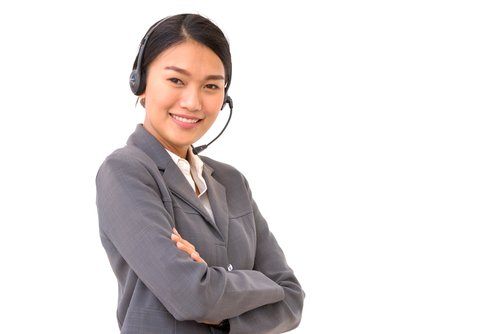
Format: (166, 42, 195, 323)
(164, 66, 225, 81)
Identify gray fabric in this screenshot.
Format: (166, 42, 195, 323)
(96, 125, 304, 333)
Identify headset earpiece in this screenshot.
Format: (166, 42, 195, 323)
(130, 17, 170, 96)
(129, 69, 144, 96)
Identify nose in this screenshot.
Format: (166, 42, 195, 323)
(179, 88, 202, 111)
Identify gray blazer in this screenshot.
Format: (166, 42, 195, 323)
(96, 125, 304, 333)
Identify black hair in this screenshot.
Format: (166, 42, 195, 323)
(133, 13, 232, 94)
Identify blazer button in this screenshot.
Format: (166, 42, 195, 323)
(227, 264, 233, 272)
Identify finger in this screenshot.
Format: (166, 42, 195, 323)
(171, 230, 195, 250)
(172, 232, 196, 254)
(190, 251, 207, 264)
(172, 233, 195, 250)
(176, 241, 196, 255)
(179, 238, 195, 250)
(176, 242, 206, 264)
(174, 235, 195, 250)
(170, 230, 206, 264)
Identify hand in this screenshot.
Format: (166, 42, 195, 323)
(171, 228, 207, 264)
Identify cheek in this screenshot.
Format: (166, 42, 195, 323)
(144, 79, 177, 107)
(205, 110, 221, 126)
(206, 92, 225, 109)
(204, 98, 224, 120)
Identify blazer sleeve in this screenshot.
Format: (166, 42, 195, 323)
(227, 178, 305, 334)
(96, 151, 285, 323)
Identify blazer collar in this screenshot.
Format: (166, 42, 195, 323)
(126, 124, 227, 238)
(126, 124, 173, 172)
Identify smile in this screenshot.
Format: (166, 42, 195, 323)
(170, 114, 200, 124)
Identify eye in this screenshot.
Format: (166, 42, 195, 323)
(205, 83, 220, 90)
(168, 78, 184, 86)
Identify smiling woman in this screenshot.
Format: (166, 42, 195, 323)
(95, 13, 305, 334)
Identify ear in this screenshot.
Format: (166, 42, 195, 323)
(135, 96, 146, 108)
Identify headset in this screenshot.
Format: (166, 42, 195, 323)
(129, 16, 168, 96)
(129, 16, 234, 155)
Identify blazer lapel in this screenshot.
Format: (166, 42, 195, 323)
(203, 164, 229, 242)
(162, 168, 219, 232)
(126, 124, 219, 232)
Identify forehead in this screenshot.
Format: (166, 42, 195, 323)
(150, 40, 225, 76)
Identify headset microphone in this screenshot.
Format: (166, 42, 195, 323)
(192, 96, 233, 155)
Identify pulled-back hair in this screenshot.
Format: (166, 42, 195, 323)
(133, 14, 232, 94)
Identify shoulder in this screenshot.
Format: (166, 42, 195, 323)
(96, 145, 159, 184)
(102, 144, 159, 167)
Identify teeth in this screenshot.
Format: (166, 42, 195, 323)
(172, 115, 199, 124)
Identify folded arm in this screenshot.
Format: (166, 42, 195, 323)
(226, 193, 305, 333)
(96, 153, 285, 323)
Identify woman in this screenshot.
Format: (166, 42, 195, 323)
(96, 13, 304, 333)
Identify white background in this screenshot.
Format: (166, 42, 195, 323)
(0, 0, 499, 333)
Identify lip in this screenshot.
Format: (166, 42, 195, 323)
(170, 113, 202, 129)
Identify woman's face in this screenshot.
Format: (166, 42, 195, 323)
(141, 40, 226, 158)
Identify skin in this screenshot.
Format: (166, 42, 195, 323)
(140, 40, 226, 268)
(171, 228, 206, 264)
(140, 39, 226, 159)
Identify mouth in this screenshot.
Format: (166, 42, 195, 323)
(170, 113, 202, 128)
